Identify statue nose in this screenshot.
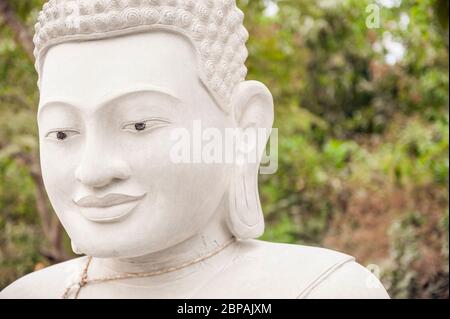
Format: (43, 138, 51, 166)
(75, 149, 131, 188)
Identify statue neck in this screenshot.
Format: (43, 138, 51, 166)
(94, 205, 235, 276)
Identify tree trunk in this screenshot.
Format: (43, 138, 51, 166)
(18, 151, 70, 263)
(29, 155, 69, 262)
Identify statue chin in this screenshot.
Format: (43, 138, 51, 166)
(0, 0, 390, 299)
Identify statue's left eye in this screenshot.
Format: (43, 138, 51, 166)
(123, 119, 170, 133)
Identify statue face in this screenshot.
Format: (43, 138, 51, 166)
(38, 31, 234, 258)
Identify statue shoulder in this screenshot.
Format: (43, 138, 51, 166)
(207, 240, 389, 298)
(303, 260, 390, 299)
(0, 257, 89, 299)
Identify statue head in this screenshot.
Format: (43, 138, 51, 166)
(34, 0, 274, 258)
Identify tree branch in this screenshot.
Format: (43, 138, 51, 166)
(0, 0, 35, 61)
(13, 150, 69, 262)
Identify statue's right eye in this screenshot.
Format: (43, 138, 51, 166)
(46, 130, 80, 141)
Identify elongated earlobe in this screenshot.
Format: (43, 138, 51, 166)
(228, 163, 265, 239)
(227, 81, 274, 240)
(71, 241, 83, 255)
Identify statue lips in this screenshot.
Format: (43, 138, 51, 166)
(74, 193, 146, 223)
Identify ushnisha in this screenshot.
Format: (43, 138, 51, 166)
(1, 0, 390, 299)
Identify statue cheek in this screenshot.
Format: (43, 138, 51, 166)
(123, 132, 177, 168)
(41, 151, 78, 187)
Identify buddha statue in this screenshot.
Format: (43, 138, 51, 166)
(1, 0, 389, 299)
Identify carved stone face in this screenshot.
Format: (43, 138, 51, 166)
(38, 31, 234, 258)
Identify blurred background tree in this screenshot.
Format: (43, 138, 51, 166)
(0, 0, 448, 298)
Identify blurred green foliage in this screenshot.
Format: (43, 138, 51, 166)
(0, 0, 448, 298)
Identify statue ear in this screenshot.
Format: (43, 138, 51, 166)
(227, 81, 274, 240)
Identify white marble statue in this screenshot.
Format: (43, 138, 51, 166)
(1, 0, 389, 299)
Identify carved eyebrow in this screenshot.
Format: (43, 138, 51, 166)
(38, 85, 181, 120)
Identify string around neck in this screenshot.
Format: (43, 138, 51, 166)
(62, 236, 237, 299)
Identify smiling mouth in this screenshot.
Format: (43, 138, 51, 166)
(75, 193, 146, 208)
(74, 193, 146, 223)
